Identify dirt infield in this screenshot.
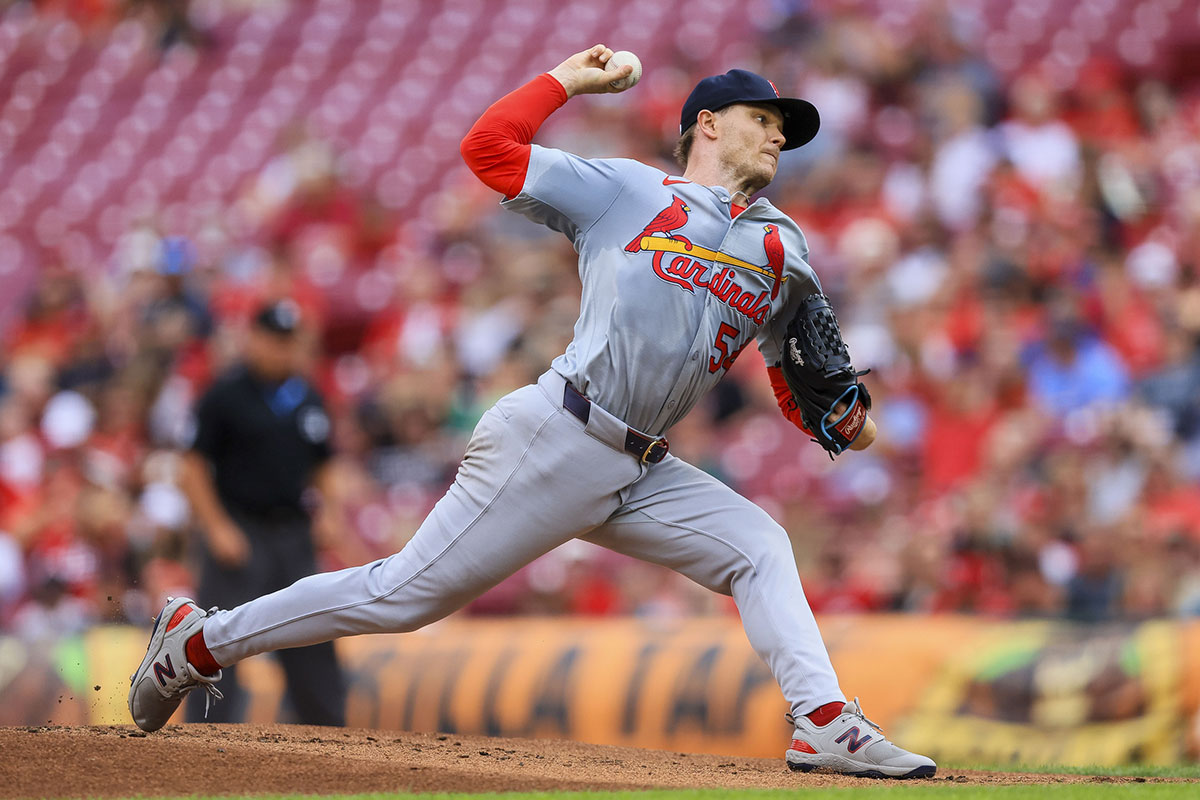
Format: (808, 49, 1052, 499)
(1, 724, 1191, 797)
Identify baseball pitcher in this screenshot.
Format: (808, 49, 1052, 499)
(130, 45, 934, 779)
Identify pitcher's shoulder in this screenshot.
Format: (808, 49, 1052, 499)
(611, 157, 671, 182)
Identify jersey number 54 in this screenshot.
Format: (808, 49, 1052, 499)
(709, 322, 751, 374)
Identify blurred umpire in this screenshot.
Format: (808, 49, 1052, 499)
(180, 299, 346, 725)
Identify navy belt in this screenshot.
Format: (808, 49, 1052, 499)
(563, 382, 669, 465)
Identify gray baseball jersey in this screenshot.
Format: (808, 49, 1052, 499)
(505, 145, 822, 436)
(198, 110, 844, 725)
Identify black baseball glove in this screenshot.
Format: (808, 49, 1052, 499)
(779, 293, 872, 457)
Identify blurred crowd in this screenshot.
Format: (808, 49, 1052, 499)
(29, 0, 210, 50)
(3, 2, 1200, 639)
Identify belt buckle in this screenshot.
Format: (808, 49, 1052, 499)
(641, 438, 669, 465)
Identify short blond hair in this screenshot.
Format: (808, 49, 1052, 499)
(673, 107, 732, 169)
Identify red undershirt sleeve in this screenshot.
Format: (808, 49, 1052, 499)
(768, 365, 814, 435)
(460, 73, 569, 199)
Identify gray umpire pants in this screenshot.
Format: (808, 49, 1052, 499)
(186, 513, 345, 726)
(202, 369, 844, 717)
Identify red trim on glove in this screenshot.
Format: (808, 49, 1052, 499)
(831, 393, 868, 442)
(460, 73, 569, 199)
(768, 365, 814, 436)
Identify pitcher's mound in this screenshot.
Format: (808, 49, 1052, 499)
(0, 724, 1177, 797)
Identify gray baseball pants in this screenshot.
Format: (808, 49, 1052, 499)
(202, 368, 845, 717)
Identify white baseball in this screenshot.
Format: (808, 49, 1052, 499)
(605, 50, 642, 91)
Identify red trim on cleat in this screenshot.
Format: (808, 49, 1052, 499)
(790, 739, 818, 754)
(165, 604, 194, 631)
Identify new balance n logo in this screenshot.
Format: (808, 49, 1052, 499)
(153, 654, 177, 686)
(835, 725, 872, 754)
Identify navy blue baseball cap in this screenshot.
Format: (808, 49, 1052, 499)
(680, 69, 820, 150)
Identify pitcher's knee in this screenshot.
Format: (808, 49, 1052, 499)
(739, 525, 801, 585)
(715, 521, 793, 587)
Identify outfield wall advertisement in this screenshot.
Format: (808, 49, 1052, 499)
(2, 615, 1198, 765)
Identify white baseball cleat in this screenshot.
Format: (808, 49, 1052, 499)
(785, 697, 936, 779)
(128, 596, 223, 732)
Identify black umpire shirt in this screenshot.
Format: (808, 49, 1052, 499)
(189, 364, 332, 519)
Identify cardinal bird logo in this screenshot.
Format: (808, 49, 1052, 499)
(626, 196, 692, 253)
(629, 198, 789, 322)
(762, 224, 785, 300)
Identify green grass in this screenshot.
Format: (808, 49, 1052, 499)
(404, 790, 1186, 797)
(944, 763, 1200, 779)
(358, 791, 1192, 799)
